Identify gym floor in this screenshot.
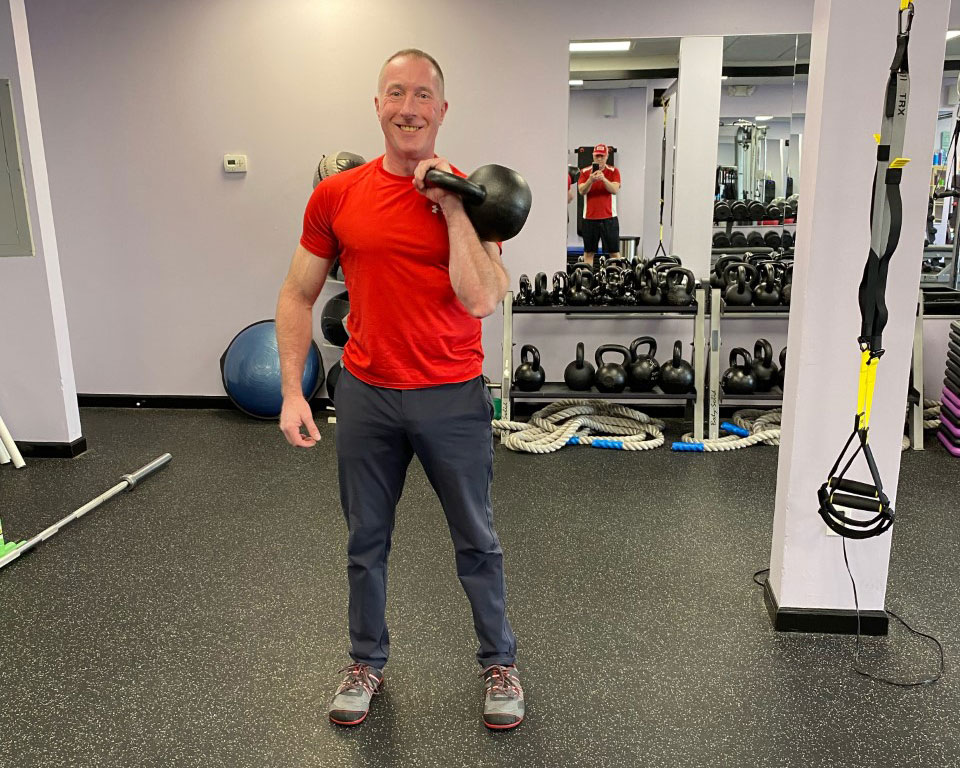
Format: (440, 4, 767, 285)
(1, 406, 958, 768)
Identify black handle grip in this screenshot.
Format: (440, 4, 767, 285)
(424, 169, 486, 206)
(833, 478, 879, 498)
(830, 492, 884, 513)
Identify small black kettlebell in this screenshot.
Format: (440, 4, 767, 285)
(659, 340, 695, 395)
(594, 344, 630, 393)
(563, 341, 595, 391)
(782, 264, 793, 306)
(753, 263, 781, 306)
(777, 347, 787, 390)
(723, 263, 755, 306)
(722, 347, 757, 395)
(751, 338, 778, 393)
(532, 272, 551, 306)
(552, 271, 569, 306)
(514, 344, 545, 392)
(567, 270, 593, 306)
(627, 336, 660, 392)
(515, 274, 533, 306)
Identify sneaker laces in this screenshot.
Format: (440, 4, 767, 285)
(479, 665, 522, 698)
(336, 663, 382, 696)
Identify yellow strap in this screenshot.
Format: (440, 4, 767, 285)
(889, 157, 911, 168)
(874, 134, 882, 144)
(900, 0, 912, 9)
(857, 351, 880, 432)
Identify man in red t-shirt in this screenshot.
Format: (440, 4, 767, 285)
(274, 49, 523, 731)
(577, 143, 622, 265)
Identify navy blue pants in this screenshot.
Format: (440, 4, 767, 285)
(334, 367, 517, 670)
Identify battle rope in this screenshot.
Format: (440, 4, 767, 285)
(818, 1, 914, 540)
(673, 409, 781, 452)
(492, 400, 664, 453)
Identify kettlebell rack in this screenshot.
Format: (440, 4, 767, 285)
(501, 287, 707, 440)
(707, 287, 929, 449)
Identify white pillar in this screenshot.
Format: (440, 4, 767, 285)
(768, 0, 949, 629)
(0, 0, 81, 446)
(671, 36, 722, 279)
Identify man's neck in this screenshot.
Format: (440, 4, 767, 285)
(382, 149, 435, 177)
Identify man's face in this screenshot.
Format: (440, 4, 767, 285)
(375, 55, 447, 163)
(593, 151, 607, 169)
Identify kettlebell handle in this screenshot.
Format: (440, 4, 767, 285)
(629, 336, 658, 360)
(729, 346, 753, 368)
(520, 344, 540, 370)
(595, 343, 631, 369)
(754, 338, 773, 365)
(672, 340, 684, 366)
(424, 169, 486, 206)
(575, 341, 585, 367)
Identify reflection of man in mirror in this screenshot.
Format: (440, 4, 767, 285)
(577, 143, 621, 265)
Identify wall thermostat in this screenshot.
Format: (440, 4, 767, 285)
(223, 154, 248, 173)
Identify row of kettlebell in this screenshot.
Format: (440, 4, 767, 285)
(514, 255, 697, 308)
(514, 338, 696, 395)
(710, 253, 794, 307)
(721, 339, 787, 395)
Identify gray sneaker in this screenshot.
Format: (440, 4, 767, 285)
(328, 663, 383, 726)
(480, 664, 524, 729)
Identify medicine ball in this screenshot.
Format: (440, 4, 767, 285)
(321, 290, 350, 347)
(220, 320, 323, 420)
(313, 152, 366, 188)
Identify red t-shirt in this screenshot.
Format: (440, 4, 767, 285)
(578, 165, 621, 219)
(299, 155, 483, 389)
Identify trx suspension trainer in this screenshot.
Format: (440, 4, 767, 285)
(817, 1, 914, 539)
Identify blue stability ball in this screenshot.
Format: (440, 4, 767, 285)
(220, 320, 324, 419)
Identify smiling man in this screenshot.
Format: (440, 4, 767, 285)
(274, 49, 523, 731)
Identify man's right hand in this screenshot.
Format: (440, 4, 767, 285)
(279, 394, 322, 447)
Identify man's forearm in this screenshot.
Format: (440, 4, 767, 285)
(443, 201, 508, 318)
(276, 289, 316, 398)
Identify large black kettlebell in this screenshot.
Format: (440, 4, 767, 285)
(721, 348, 757, 395)
(751, 338, 778, 392)
(567, 269, 593, 306)
(710, 254, 744, 289)
(659, 340, 695, 395)
(564, 341, 595, 391)
(638, 267, 663, 305)
(664, 267, 696, 307)
(594, 344, 630, 393)
(627, 336, 660, 392)
(424, 164, 532, 241)
(514, 344, 545, 391)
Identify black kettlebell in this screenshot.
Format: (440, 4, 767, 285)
(751, 338, 778, 393)
(659, 341, 695, 395)
(711, 255, 744, 289)
(723, 264, 753, 306)
(777, 347, 787, 389)
(638, 267, 663, 305)
(515, 274, 533, 306)
(721, 348, 757, 395)
(424, 164, 532, 241)
(567, 269, 593, 306)
(628, 336, 660, 392)
(564, 341, 595, 391)
(514, 344, 545, 391)
(753, 263, 781, 306)
(664, 267, 696, 307)
(552, 271, 569, 305)
(532, 272, 551, 306)
(594, 344, 630, 393)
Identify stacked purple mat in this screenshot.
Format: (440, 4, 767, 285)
(938, 320, 960, 457)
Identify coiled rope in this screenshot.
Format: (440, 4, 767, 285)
(491, 400, 664, 453)
(674, 408, 782, 452)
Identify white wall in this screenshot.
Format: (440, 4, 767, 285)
(9, 0, 817, 421)
(567, 86, 647, 245)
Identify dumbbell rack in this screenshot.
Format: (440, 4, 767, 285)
(708, 287, 928, 450)
(501, 288, 707, 441)
(712, 218, 796, 250)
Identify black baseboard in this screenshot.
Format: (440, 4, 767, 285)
(763, 576, 889, 636)
(16, 436, 88, 459)
(77, 394, 333, 412)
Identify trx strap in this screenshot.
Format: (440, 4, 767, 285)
(818, 1, 913, 539)
(655, 95, 670, 259)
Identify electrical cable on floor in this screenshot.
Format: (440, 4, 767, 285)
(752, 555, 944, 687)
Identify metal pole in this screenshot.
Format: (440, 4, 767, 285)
(0, 453, 172, 570)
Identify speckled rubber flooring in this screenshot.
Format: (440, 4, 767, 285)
(1, 407, 958, 768)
